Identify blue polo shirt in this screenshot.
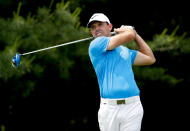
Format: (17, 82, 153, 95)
(88, 36, 140, 99)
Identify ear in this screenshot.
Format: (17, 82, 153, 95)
(90, 29, 93, 34)
(90, 29, 95, 37)
(108, 24, 113, 32)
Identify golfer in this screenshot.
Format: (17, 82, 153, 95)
(87, 13, 156, 131)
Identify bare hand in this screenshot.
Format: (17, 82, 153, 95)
(114, 25, 134, 34)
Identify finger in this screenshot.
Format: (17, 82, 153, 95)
(114, 28, 121, 33)
(127, 26, 134, 30)
(120, 25, 125, 28)
(114, 28, 119, 32)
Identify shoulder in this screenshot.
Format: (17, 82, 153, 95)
(90, 36, 110, 46)
(88, 36, 111, 56)
(89, 36, 110, 51)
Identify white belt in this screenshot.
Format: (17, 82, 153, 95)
(101, 96, 140, 105)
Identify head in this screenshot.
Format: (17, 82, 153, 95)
(87, 13, 113, 38)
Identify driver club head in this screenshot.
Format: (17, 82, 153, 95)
(12, 53, 21, 67)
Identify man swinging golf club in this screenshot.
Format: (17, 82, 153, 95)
(87, 13, 156, 131)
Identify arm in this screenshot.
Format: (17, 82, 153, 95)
(107, 25, 156, 65)
(133, 33, 156, 66)
(107, 25, 136, 50)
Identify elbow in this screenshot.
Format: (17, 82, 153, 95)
(149, 57, 156, 65)
(144, 56, 156, 65)
(152, 55, 156, 64)
(134, 55, 156, 66)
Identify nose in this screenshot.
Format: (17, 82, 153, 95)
(93, 25, 100, 31)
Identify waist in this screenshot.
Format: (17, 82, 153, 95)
(100, 96, 140, 106)
(99, 84, 140, 99)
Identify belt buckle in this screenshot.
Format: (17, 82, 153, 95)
(117, 100, 125, 105)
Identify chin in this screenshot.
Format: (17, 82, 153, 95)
(95, 34, 105, 38)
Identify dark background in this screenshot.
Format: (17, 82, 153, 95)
(0, 0, 189, 39)
(0, 0, 189, 131)
(80, 0, 190, 39)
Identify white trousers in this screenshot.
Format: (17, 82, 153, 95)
(98, 96, 144, 131)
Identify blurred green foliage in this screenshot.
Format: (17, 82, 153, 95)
(0, 0, 189, 101)
(128, 26, 189, 88)
(0, 0, 190, 130)
(0, 1, 90, 129)
(0, 1, 91, 116)
(0, 1, 89, 80)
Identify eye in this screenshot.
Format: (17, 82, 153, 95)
(98, 22, 103, 26)
(90, 25, 96, 30)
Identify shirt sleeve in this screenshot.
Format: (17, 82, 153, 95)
(128, 49, 137, 65)
(89, 36, 110, 57)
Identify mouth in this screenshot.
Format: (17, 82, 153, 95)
(96, 32, 102, 36)
(95, 31, 103, 37)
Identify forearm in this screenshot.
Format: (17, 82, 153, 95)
(135, 33, 155, 59)
(107, 27, 135, 50)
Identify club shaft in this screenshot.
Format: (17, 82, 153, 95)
(21, 37, 93, 56)
(21, 32, 116, 56)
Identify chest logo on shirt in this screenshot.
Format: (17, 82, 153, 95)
(120, 46, 129, 60)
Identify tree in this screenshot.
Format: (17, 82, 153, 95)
(0, 1, 90, 130)
(0, 1, 189, 131)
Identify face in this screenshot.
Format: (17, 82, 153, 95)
(90, 21, 112, 38)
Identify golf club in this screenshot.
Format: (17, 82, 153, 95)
(12, 32, 116, 67)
